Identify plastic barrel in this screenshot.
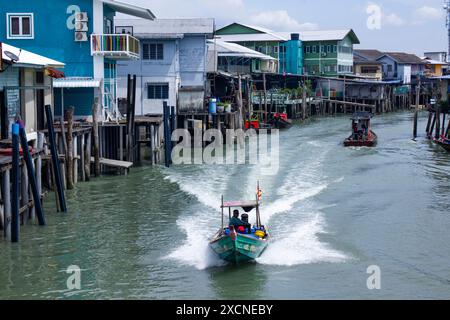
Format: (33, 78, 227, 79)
(209, 99, 217, 114)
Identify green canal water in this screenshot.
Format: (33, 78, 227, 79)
(1, 111, 449, 299)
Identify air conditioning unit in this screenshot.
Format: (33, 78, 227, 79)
(75, 21, 88, 31)
(75, 12, 88, 22)
(75, 31, 88, 42)
(322, 52, 327, 57)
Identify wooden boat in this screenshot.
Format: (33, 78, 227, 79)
(434, 136, 450, 152)
(209, 188, 269, 264)
(344, 112, 378, 147)
(269, 113, 293, 129)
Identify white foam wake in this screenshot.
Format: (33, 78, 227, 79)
(257, 213, 348, 266)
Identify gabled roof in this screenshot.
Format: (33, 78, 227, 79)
(217, 33, 288, 43)
(286, 29, 360, 44)
(115, 18, 215, 39)
(378, 52, 425, 64)
(208, 39, 276, 60)
(354, 49, 383, 61)
(101, 0, 155, 20)
(1, 43, 64, 68)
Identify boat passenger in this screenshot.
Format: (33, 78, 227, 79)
(229, 210, 244, 227)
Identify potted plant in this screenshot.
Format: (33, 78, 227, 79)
(224, 101, 232, 113)
(217, 102, 226, 113)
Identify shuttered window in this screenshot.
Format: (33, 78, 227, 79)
(147, 83, 169, 99)
(143, 43, 164, 60)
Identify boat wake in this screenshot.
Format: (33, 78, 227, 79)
(164, 133, 348, 269)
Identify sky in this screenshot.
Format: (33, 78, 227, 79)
(123, 0, 448, 55)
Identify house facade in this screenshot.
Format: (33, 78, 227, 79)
(377, 52, 425, 84)
(301, 30, 360, 77)
(1, 43, 64, 136)
(0, 0, 155, 119)
(353, 49, 383, 80)
(216, 23, 359, 77)
(215, 23, 303, 75)
(115, 19, 214, 115)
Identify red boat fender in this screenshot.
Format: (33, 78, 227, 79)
(0, 146, 33, 156)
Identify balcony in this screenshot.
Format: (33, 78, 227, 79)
(91, 34, 140, 60)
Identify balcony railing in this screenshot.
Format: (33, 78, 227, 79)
(91, 34, 140, 60)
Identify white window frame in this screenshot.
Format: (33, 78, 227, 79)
(6, 13, 34, 39)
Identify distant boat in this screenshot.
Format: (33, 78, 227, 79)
(209, 186, 269, 264)
(344, 112, 378, 147)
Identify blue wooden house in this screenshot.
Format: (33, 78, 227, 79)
(0, 0, 155, 119)
(115, 18, 214, 115)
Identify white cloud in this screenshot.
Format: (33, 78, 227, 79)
(414, 6, 443, 20)
(249, 10, 318, 31)
(383, 13, 405, 27)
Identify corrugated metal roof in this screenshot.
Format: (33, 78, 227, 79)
(218, 29, 359, 43)
(102, 0, 155, 20)
(217, 33, 288, 43)
(2, 43, 64, 68)
(115, 18, 214, 37)
(354, 49, 384, 61)
(53, 78, 101, 88)
(208, 40, 276, 60)
(380, 52, 425, 64)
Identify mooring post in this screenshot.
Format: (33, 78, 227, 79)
(11, 123, 20, 242)
(92, 100, 100, 176)
(425, 111, 433, 136)
(163, 102, 172, 168)
(18, 122, 46, 226)
(65, 107, 74, 189)
(45, 105, 67, 213)
(413, 83, 420, 139)
(435, 106, 441, 140)
(2, 170, 11, 240)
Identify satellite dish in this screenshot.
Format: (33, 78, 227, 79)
(4, 51, 19, 63)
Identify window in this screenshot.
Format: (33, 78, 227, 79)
(312, 46, 317, 54)
(305, 46, 311, 54)
(7, 13, 34, 39)
(361, 66, 380, 74)
(147, 83, 169, 100)
(387, 65, 393, 72)
(36, 71, 44, 85)
(273, 46, 279, 54)
(143, 43, 164, 60)
(333, 45, 337, 53)
(327, 45, 331, 53)
(320, 45, 325, 53)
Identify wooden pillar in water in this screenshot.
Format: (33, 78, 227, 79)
(45, 105, 67, 212)
(11, 124, 20, 242)
(92, 101, 100, 177)
(80, 133, 85, 182)
(425, 111, 433, 136)
(84, 132, 91, 181)
(2, 170, 11, 240)
(435, 106, 441, 140)
(65, 107, 74, 189)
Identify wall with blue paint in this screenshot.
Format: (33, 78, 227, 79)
(0, 0, 94, 77)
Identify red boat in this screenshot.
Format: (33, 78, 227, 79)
(434, 136, 450, 152)
(344, 112, 378, 147)
(269, 112, 292, 129)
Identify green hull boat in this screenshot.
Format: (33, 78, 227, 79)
(209, 185, 270, 264)
(210, 231, 269, 264)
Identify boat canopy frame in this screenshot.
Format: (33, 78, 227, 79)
(220, 187, 262, 230)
